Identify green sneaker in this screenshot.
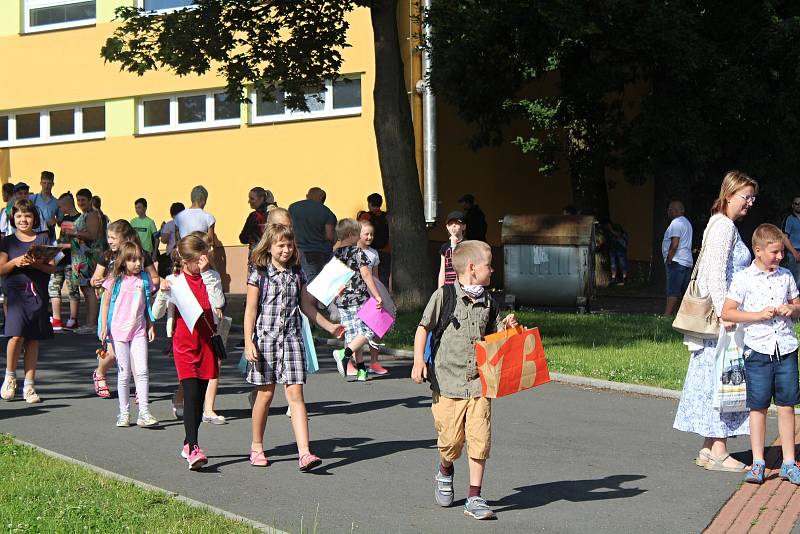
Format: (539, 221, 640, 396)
(356, 369, 368, 382)
(332, 349, 347, 377)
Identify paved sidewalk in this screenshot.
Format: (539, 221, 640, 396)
(705, 422, 800, 534)
(0, 332, 784, 533)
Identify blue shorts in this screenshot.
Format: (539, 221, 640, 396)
(743, 347, 800, 410)
(665, 261, 692, 297)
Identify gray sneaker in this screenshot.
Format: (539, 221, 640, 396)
(464, 496, 495, 520)
(434, 469, 454, 507)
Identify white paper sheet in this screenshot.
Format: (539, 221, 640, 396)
(306, 257, 355, 306)
(169, 274, 203, 333)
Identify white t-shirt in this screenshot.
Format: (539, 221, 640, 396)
(362, 246, 379, 269)
(662, 215, 693, 268)
(174, 208, 215, 238)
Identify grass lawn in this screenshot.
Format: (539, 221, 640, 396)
(0, 434, 263, 534)
(367, 309, 690, 390)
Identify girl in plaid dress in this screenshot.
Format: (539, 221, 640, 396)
(243, 223, 343, 472)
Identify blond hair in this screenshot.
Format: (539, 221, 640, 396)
(336, 218, 361, 241)
(451, 240, 491, 275)
(172, 234, 209, 275)
(711, 170, 759, 215)
(250, 223, 299, 269)
(266, 207, 291, 226)
(752, 223, 784, 249)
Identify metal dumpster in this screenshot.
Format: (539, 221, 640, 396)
(502, 215, 595, 310)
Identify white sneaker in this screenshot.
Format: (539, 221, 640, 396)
(202, 413, 226, 425)
(1, 375, 17, 400)
(23, 385, 41, 404)
(137, 411, 158, 427)
(116, 412, 130, 427)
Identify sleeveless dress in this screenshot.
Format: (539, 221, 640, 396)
(673, 231, 751, 438)
(70, 210, 105, 288)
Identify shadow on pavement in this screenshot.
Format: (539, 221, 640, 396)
(492, 474, 647, 512)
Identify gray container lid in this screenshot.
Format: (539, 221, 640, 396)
(501, 214, 595, 246)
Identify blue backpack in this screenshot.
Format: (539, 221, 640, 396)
(98, 272, 154, 338)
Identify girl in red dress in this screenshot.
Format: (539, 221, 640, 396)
(152, 234, 223, 470)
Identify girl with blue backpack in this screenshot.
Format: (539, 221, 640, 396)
(99, 241, 157, 428)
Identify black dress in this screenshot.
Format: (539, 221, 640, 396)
(1, 232, 54, 339)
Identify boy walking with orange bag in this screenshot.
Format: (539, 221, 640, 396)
(411, 240, 517, 520)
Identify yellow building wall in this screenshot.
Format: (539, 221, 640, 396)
(0, 5, 380, 291)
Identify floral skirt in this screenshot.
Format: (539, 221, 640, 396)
(673, 339, 750, 438)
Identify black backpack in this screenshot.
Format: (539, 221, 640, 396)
(426, 284, 499, 364)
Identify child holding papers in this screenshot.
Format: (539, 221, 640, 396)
(330, 219, 383, 382)
(152, 234, 224, 471)
(243, 224, 343, 472)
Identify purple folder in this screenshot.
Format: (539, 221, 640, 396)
(357, 297, 396, 338)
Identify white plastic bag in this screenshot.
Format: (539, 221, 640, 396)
(712, 326, 748, 412)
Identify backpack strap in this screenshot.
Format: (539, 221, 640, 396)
(428, 284, 457, 364)
(142, 271, 155, 322)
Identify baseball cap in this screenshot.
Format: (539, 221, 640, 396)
(13, 182, 29, 193)
(446, 211, 465, 223)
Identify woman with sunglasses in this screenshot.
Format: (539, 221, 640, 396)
(673, 170, 758, 472)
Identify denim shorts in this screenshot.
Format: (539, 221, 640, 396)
(743, 346, 800, 409)
(665, 261, 692, 297)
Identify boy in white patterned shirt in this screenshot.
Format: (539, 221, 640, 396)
(722, 223, 800, 485)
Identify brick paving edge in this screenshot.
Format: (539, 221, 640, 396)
(13, 438, 288, 534)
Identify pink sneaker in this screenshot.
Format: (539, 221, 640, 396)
(187, 446, 207, 470)
(346, 360, 357, 376)
(368, 363, 389, 376)
(180, 444, 189, 459)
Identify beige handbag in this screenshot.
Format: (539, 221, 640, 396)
(672, 218, 730, 339)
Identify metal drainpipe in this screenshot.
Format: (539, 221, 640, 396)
(421, 0, 437, 226)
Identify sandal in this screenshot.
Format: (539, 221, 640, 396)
(249, 450, 269, 467)
(704, 453, 747, 473)
(298, 453, 322, 473)
(92, 370, 110, 398)
(695, 449, 713, 467)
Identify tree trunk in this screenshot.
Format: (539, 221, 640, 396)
(370, 0, 434, 309)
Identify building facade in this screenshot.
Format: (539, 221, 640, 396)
(0, 1, 653, 292)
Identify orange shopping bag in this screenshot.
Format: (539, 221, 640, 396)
(475, 326, 550, 398)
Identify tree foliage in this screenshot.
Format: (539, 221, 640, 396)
(101, 0, 354, 109)
(101, 0, 436, 307)
(426, 1, 800, 224)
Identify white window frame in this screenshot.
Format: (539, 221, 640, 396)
(24, 0, 97, 34)
(137, 90, 241, 135)
(0, 103, 105, 148)
(250, 75, 362, 125)
(138, 0, 197, 15)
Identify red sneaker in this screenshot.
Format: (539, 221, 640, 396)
(51, 318, 64, 331)
(346, 360, 357, 376)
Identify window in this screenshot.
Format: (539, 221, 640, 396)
(82, 106, 105, 133)
(0, 104, 105, 148)
(251, 74, 362, 125)
(50, 109, 75, 136)
(24, 0, 96, 33)
(142, 0, 195, 12)
(138, 90, 241, 134)
(16, 113, 40, 139)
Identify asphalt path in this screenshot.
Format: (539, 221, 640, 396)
(0, 331, 769, 533)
